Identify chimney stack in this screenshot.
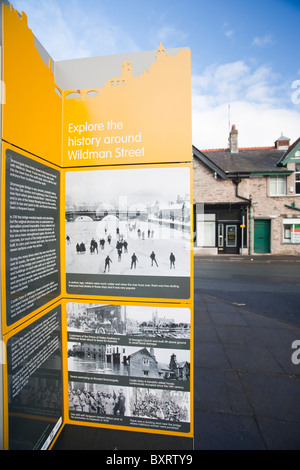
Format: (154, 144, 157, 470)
(275, 133, 290, 150)
(229, 125, 238, 153)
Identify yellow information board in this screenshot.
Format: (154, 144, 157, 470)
(2, 4, 62, 166)
(1, 2, 193, 449)
(61, 162, 193, 304)
(62, 44, 192, 167)
(61, 299, 193, 438)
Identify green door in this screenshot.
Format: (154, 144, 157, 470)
(254, 219, 270, 253)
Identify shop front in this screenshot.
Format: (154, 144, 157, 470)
(195, 203, 248, 255)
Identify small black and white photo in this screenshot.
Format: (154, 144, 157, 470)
(67, 302, 127, 335)
(126, 305, 190, 339)
(68, 341, 190, 382)
(69, 382, 128, 417)
(68, 341, 127, 376)
(66, 302, 191, 340)
(124, 346, 190, 381)
(65, 166, 191, 278)
(129, 388, 190, 423)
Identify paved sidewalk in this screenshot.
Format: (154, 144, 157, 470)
(54, 288, 300, 450)
(194, 293, 300, 450)
(194, 253, 300, 263)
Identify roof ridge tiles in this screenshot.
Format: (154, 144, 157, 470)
(202, 146, 275, 152)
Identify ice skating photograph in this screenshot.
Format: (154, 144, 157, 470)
(65, 166, 191, 279)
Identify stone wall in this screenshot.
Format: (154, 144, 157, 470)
(193, 157, 300, 255)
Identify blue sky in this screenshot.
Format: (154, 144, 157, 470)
(12, 0, 300, 149)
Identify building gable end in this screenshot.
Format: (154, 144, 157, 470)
(278, 138, 300, 166)
(193, 145, 228, 180)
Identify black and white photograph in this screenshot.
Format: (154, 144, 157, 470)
(126, 305, 190, 339)
(65, 166, 191, 279)
(66, 302, 191, 340)
(68, 341, 190, 382)
(129, 388, 190, 423)
(69, 383, 128, 417)
(67, 302, 127, 335)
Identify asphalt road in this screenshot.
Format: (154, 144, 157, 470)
(194, 259, 300, 327)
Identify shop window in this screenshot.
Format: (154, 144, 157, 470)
(196, 213, 216, 247)
(270, 176, 286, 196)
(295, 164, 300, 194)
(283, 221, 300, 244)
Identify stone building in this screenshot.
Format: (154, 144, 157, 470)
(127, 347, 159, 378)
(169, 353, 190, 381)
(193, 126, 300, 255)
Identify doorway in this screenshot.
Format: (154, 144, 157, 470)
(254, 219, 271, 253)
(218, 222, 239, 254)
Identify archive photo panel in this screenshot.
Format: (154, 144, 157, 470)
(65, 164, 192, 302)
(65, 301, 193, 436)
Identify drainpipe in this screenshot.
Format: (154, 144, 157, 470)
(248, 200, 252, 255)
(232, 177, 251, 203)
(232, 176, 252, 255)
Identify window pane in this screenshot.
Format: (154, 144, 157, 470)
(269, 177, 277, 195)
(270, 176, 286, 195)
(218, 224, 224, 247)
(226, 225, 237, 247)
(284, 225, 291, 241)
(277, 176, 286, 195)
(204, 222, 215, 246)
(291, 225, 300, 243)
(196, 221, 215, 247)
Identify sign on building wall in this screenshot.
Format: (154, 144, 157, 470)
(291, 225, 300, 243)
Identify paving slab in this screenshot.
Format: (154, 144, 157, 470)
(194, 411, 266, 450)
(194, 368, 252, 415)
(194, 293, 300, 450)
(54, 291, 300, 450)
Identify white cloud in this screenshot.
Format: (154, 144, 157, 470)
(192, 101, 300, 150)
(154, 25, 188, 47)
(192, 61, 300, 149)
(222, 22, 234, 39)
(192, 61, 282, 107)
(252, 34, 274, 47)
(11, 1, 300, 151)
(13, 0, 139, 60)
(225, 29, 234, 38)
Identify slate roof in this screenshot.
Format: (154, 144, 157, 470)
(193, 145, 293, 178)
(278, 137, 300, 166)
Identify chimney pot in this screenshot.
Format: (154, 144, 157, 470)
(229, 125, 238, 153)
